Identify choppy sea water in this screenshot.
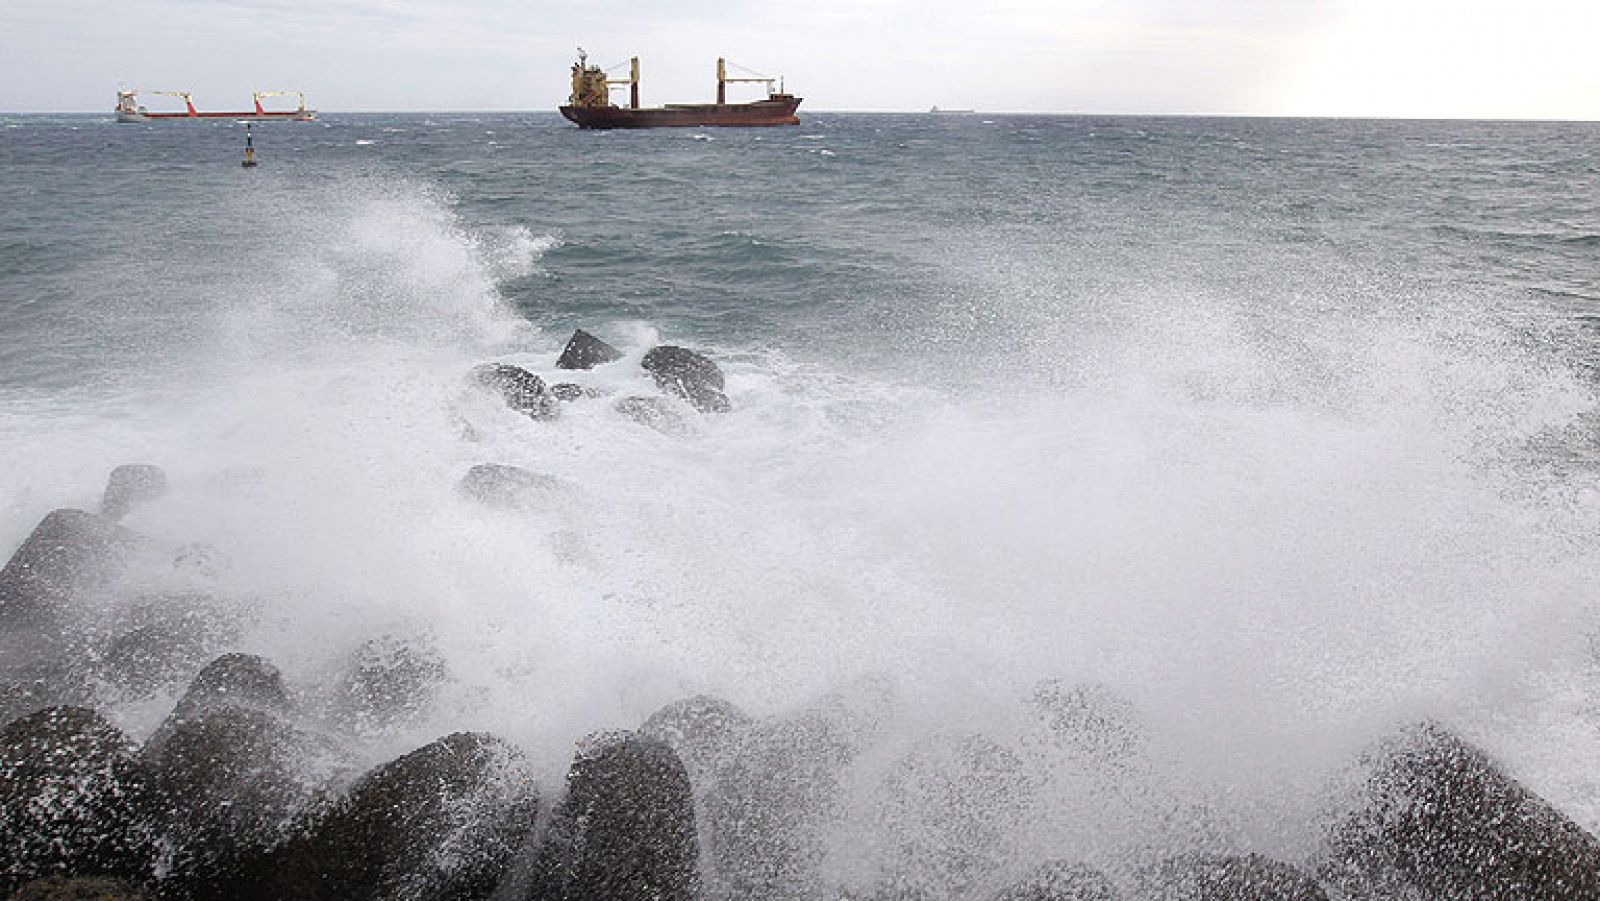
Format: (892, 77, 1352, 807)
(2, 112, 1600, 883)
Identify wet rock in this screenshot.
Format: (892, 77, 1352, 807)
(142, 708, 332, 900)
(472, 363, 559, 421)
(550, 383, 585, 402)
(641, 345, 730, 413)
(1323, 720, 1600, 900)
(640, 694, 754, 790)
(704, 678, 895, 901)
(100, 465, 168, 521)
(458, 464, 571, 510)
(11, 877, 151, 900)
(0, 658, 94, 728)
(0, 509, 141, 631)
(615, 395, 689, 435)
(258, 732, 536, 901)
(1141, 854, 1327, 901)
(992, 861, 1121, 901)
(556, 328, 623, 370)
(331, 635, 447, 737)
(0, 707, 157, 894)
(524, 731, 699, 901)
(97, 625, 209, 701)
(161, 653, 289, 724)
(1028, 680, 1146, 764)
(872, 734, 1031, 899)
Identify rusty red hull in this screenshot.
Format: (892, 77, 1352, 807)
(560, 95, 801, 129)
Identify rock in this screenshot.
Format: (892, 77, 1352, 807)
(556, 329, 623, 370)
(1323, 721, 1600, 900)
(256, 732, 536, 901)
(142, 708, 333, 900)
(524, 731, 699, 901)
(992, 861, 1121, 901)
(0, 509, 141, 631)
(0, 707, 157, 895)
(331, 635, 447, 737)
(1028, 680, 1145, 764)
(0, 658, 94, 728)
(704, 678, 895, 901)
(12, 877, 151, 900)
(615, 395, 689, 435)
(871, 734, 1031, 899)
(472, 363, 559, 421)
(457, 464, 571, 510)
(97, 626, 208, 701)
(157, 653, 290, 729)
(100, 465, 168, 521)
(1141, 854, 1327, 901)
(640, 694, 754, 790)
(550, 383, 585, 402)
(641, 346, 730, 413)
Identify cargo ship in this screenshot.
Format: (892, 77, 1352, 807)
(559, 51, 800, 129)
(115, 90, 315, 122)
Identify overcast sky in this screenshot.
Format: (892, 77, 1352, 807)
(3, 0, 1596, 117)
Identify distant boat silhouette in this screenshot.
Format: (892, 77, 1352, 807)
(929, 106, 975, 114)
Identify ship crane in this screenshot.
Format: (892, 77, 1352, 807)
(253, 90, 309, 115)
(144, 90, 199, 116)
(717, 59, 782, 104)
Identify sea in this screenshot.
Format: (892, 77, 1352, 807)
(2, 111, 1599, 883)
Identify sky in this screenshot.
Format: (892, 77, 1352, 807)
(1, 0, 1596, 117)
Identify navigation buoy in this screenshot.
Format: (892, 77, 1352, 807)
(241, 123, 258, 168)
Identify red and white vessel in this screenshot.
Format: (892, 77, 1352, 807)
(115, 90, 316, 122)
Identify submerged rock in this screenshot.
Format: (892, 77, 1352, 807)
(641, 345, 729, 413)
(523, 731, 699, 901)
(1323, 720, 1600, 900)
(1028, 680, 1146, 764)
(705, 677, 896, 901)
(615, 395, 689, 435)
(992, 861, 1121, 901)
(1141, 854, 1327, 901)
(871, 734, 1031, 899)
(330, 635, 447, 737)
(640, 694, 755, 791)
(100, 464, 168, 521)
(0, 509, 141, 631)
(556, 328, 623, 370)
(472, 363, 559, 421)
(0, 707, 157, 895)
(457, 464, 571, 510)
(259, 732, 536, 901)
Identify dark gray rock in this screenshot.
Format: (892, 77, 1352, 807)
(640, 694, 754, 790)
(331, 635, 447, 737)
(1323, 720, 1600, 900)
(1141, 854, 1327, 901)
(615, 395, 689, 435)
(256, 732, 537, 901)
(992, 861, 1121, 901)
(0, 509, 141, 631)
(472, 363, 559, 421)
(0, 707, 157, 895)
(550, 383, 585, 402)
(457, 464, 571, 510)
(100, 465, 168, 521)
(555, 329, 623, 370)
(0, 658, 94, 728)
(142, 708, 331, 900)
(641, 346, 729, 413)
(11, 877, 151, 900)
(524, 731, 700, 901)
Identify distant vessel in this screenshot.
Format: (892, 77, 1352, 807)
(115, 90, 316, 122)
(559, 51, 800, 129)
(929, 106, 975, 114)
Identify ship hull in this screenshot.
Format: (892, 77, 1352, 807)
(116, 111, 316, 123)
(560, 96, 800, 129)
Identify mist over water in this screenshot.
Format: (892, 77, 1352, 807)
(4, 113, 1600, 890)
